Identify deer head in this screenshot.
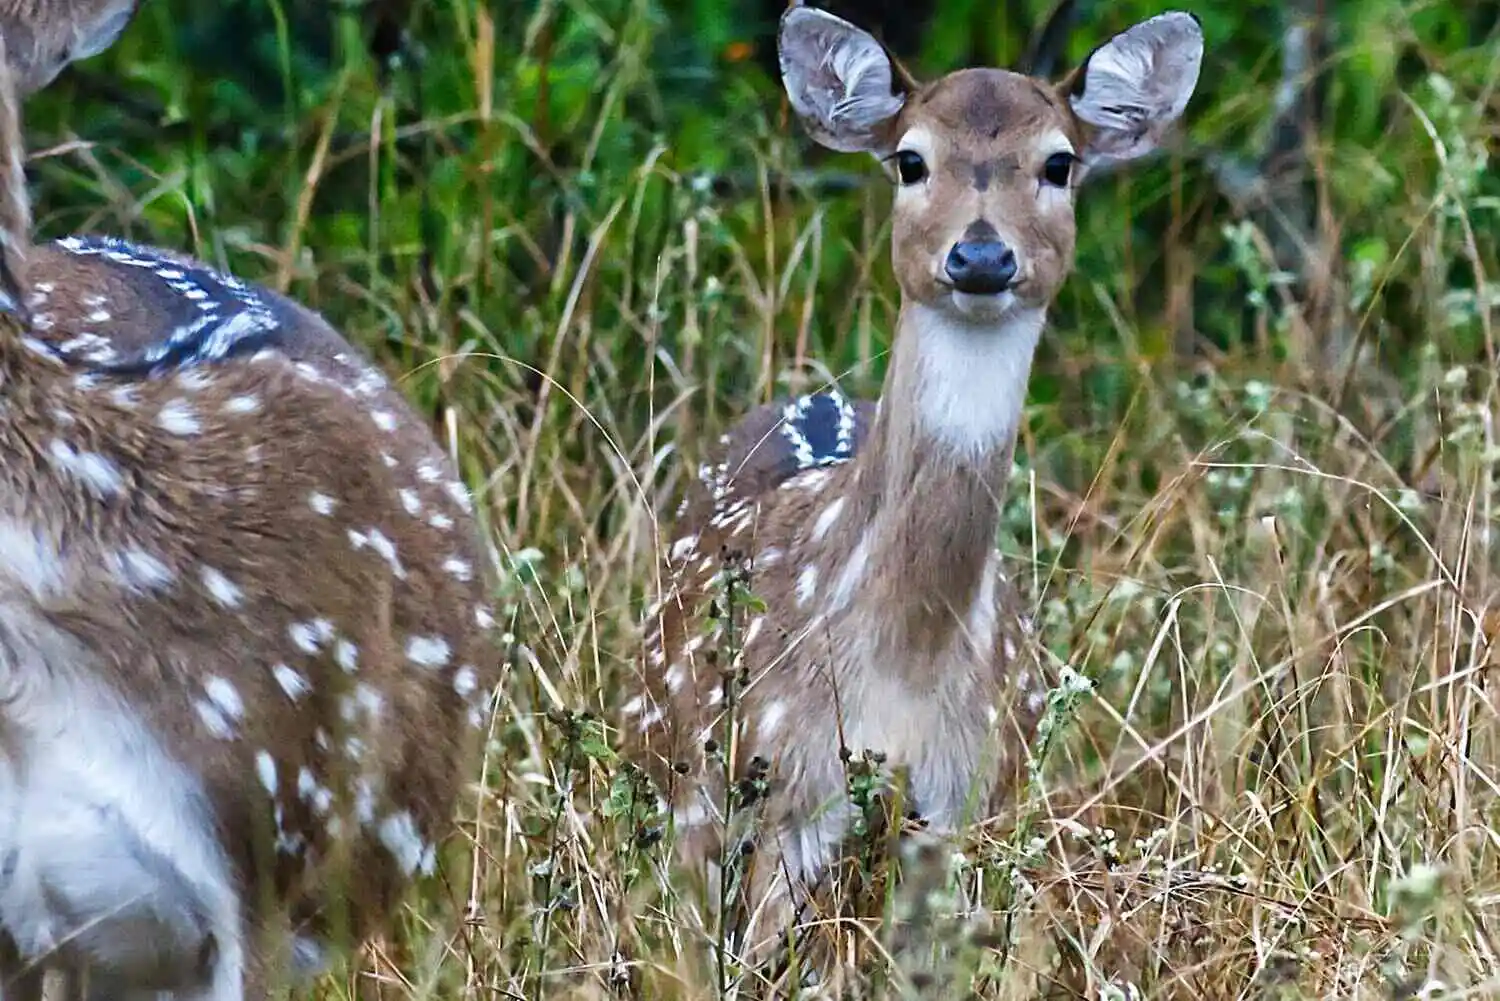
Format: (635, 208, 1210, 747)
(779, 6, 1202, 323)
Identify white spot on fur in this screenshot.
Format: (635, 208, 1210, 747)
(255, 751, 278, 795)
(309, 492, 336, 516)
(377, 812, 431, 875)
(453, 665, 478, 698)
(200, 566, 244, 609)
(811, 497, 846, 542)
(371, 410, 397, 432)
(442, 557, 473, 582)
(203, 676, 244, 720)
(445, 481, 473, 513)
(273, 663, 310, 701)
(797, 565, 818, 606)
(289, 622, 323, 654)
(665, 665, 686, 693)
(109, 548, 174, 593)
(48, 440, 124, 497)
(193, 699, 235, 739)
(760, 701, 787, 737)
(828, 531, 872, 613)
(298, 768, 334, 814)
(174, 369, 214, 392)
(156, 399, 202, 436)
(406, 636, 451, 669)
(965, 557, 1000, 653)
(399, 489, 422, 516)
(223, 395, 261, 415)
(335, 639, 359, 673)
(353, 683, 384, 719)
(670, 535, 699, 561)
(348, 528, 406, 579)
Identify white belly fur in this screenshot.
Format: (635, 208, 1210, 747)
(0, 603, 245, 1001)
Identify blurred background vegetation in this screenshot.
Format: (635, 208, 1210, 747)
(23, 0, 1500, 996)
(23, 0, 1500, 554)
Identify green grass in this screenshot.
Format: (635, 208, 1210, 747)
(21, 0, 1500, 997)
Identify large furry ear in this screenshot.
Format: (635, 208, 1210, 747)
(778, 5, 907, 155)
(1066, 11, 1203, 168)
(0, 0, 141, 96)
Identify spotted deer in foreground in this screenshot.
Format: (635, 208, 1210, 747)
(625, 4, 1203, 961)
(0, 7, 499, 1001)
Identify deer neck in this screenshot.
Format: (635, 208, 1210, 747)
(820, 301, 1043, 681)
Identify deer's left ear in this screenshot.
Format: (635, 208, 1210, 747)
(1066, 11, 1203, 168)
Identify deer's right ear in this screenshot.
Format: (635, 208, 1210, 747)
(778, 6, 907, 155)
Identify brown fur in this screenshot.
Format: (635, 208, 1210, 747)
(0, 6, 499, 1000)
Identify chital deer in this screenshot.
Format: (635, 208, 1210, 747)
(627, 3, 1203, 961)
(0, 7, 498, 1001)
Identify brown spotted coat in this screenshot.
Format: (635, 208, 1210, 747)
(0, 12, 499, 1001)
(621, 2, 1203, 964)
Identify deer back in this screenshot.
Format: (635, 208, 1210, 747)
(0, 244, 498, 990)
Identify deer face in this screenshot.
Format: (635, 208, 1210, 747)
(779, 7, 1204, 323)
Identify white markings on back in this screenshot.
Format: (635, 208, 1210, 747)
(272, 663, 311, 701)
(47, 440, 124, 497)
(349, 528, 407, 579)
(156, 399, 202, 436)
(109, 548, 174, 593)
(223, 395, 261, 415)
(406, 636, 451, 669)
(200, 566, 245, 609)
(796, 565, 819, 607)
(810, 497, 846, 542)
(376, 811, 434, 876)
(255, 750, 279, 795)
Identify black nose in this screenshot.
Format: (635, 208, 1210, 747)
(944, 241, 1018, 295)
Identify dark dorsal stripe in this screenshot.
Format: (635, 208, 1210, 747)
(691, 388, 878, 519)
(45, 235, 288, 376)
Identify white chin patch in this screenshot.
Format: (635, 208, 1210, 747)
(949, 289, 1018, 321)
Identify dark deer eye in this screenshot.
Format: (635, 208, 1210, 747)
(1042, 152, 1075, 187)
(893, 150, 927, 185)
